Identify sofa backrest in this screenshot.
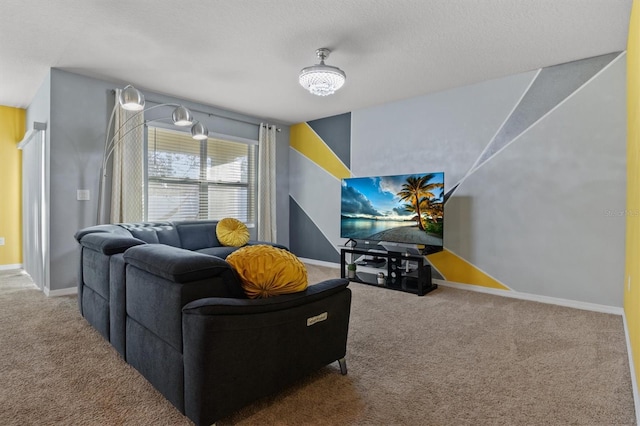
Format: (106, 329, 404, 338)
(174, 220, 222, 251)
(77, 220, 225, 251)
(118, 222, 181, 247)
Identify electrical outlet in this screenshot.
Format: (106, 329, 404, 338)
(77, 189, 90, 201)
(0, 237, 5, 246)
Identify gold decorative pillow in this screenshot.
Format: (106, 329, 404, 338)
(216, 218, 250, 247)
(226, 245, 308, 299)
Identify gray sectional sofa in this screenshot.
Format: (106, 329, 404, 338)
(75, 220, 351, 425)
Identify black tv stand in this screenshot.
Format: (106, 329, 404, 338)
(340, 247, 437, 296)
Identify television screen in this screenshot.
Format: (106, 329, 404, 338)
(341, 172, 444, 253)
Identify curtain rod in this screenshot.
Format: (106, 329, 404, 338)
(110, 90, 281, 131)
(260, 123, 282, 132)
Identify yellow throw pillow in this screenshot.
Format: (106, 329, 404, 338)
(226, 245, 308, 299)
(216, 218, 250, 247)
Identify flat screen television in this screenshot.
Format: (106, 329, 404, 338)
(340, 172, 444, 254)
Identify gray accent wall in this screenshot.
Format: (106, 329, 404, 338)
(289, 197, 340, 263)
(447, 54, 626, 306)
(475, 52, 622, 168)
(289, 51, 626, 308)
(276, 126, 291, 248)
(351, 70, 538, 189)
(28, 69, 290, 291)
(48, 70, 113, 292)
(307, 113, 351, 168)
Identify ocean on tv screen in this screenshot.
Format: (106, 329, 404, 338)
(340, 172, 444, 247)
(340, 217, 442, 245)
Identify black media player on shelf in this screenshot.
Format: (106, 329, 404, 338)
(340, 246, 437, 296)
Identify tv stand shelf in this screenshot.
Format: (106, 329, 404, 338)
(340, 247, 437, 296)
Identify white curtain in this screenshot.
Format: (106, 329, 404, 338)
(110, 89, 145, 223)
(257, 123, 277, 242)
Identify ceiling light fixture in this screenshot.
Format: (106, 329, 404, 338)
(299, 48, 346, 96)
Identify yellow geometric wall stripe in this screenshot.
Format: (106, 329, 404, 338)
(625, 0, 640, 395)
(290, 123, 350, 180)
(427, 249, 510, 290)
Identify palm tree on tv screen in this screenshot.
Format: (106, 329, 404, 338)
(397, 174, 442, 231)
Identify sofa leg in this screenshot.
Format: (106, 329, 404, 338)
(338, 357, 347, 375)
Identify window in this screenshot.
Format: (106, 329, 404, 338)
(146, 127, 256, 225)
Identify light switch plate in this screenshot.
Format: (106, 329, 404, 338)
(77, 189, 90, 201)
(0, 237, 5, 246)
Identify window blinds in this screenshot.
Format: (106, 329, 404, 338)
(147, 127, 256, 224)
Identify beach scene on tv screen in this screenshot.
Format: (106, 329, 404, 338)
(341, 172, 444, 246)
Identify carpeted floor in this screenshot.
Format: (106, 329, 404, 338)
(0, 265, 635, 425)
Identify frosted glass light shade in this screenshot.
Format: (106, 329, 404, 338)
(119, 85, 145, 111)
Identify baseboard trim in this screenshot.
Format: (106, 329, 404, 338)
(300, 261, 622, 314)
(435, 279, 623, 315)
(0, 264, 22, 271)
(300, 258, 341, 269)
(44, 286, 77, 297)
(622, 313, 640, 425)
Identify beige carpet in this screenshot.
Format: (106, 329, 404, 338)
(0, 265, 635, 425)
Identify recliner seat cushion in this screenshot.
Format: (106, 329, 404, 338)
(195, 246, 238, 259)
(124, 244, 234, 283)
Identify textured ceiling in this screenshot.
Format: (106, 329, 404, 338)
(0, 0, 632, 124)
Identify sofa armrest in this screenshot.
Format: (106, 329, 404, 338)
(79, 232, 146, 255)
(124, 244, 234, 283)
(181, 278, 351, 425)
(74, 224, 132, 242)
